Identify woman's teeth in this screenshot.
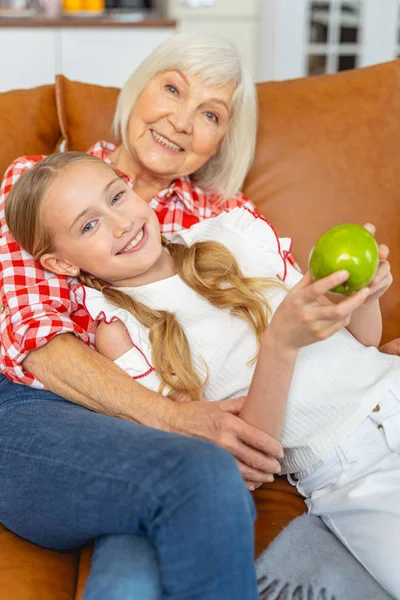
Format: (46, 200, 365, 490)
(120, 228, 144, 253)
(151, 130, 182, 152)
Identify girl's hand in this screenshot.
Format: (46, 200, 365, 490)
(362, 223, 392, 304)
(268, 270, 371, 352)
(380, 338, 400, 356)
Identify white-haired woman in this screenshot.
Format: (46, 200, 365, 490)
(0, 33, 392, 600)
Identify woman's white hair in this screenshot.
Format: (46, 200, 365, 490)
(113, 31, 257, 200)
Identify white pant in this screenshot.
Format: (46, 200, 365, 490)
(294, 380, 400, 599)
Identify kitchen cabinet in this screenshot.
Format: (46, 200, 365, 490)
(0, 18, 174, 91)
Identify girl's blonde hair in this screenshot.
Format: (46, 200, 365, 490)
(6, 152, 277, 400)
(113, 31, 258, 201)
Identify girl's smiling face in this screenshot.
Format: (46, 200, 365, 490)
(40, 160, 167, 287)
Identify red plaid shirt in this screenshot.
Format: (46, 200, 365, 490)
(0, 141, 257, 388)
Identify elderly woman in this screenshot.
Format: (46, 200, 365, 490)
(0, 33, 391, 600)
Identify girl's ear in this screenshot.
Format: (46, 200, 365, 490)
(40, 253, 79, 278)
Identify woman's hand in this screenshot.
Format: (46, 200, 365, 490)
(166, 395, 283, 491)
(268, 270, 371, 352)
(361, 223, 392, 304)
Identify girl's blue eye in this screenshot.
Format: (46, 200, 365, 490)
(82, 220, 96, 234)
(205, 112, 219, 124)
(166, 84, 178, 95)
(111, 191, 124, 205)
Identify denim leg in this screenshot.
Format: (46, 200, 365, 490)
(84, 535, 162, 600)
(0, 376, 258, 600)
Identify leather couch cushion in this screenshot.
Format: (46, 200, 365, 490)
(244, 60, 400, 343)
(0, 85, 60, 180)
(56, 75, 119, 152)
(0, 523, 78, 600)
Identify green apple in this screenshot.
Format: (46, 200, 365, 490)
(309, 223, 379, 295)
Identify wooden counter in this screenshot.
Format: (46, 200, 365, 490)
(0, 13, 175, 28)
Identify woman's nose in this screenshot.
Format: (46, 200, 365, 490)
(168, 106, 194, 135)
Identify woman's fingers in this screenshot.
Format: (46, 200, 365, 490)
(229, 441, 282, 475)
(235, 460, 275, 487)
(212, 396, 246, 415)
(236, 418, 283, 459)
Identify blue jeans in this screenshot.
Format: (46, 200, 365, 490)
(85, 535, 162, 600)
(0, 375, 258, 600)
(85, 519, 393, 600)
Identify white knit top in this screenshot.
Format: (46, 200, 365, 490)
(76, 209, 400, 473)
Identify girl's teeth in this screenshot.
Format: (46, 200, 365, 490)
(122, 228, 144, 252)
(151, 130, 182, 152)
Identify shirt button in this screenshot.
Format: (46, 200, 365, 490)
(0, 305, 5, 313)
(372, 404, 381, 412)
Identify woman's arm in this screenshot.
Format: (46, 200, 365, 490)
(23, 333, 172, 429)
(23, 333, 284, 488)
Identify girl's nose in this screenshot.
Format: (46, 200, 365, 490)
(111, 213, 132, 238)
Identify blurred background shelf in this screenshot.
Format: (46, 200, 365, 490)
(1, 0, 400, 92)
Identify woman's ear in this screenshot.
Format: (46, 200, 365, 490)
(40, 253, 79, 278)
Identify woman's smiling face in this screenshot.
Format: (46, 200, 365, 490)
(40, 160, 165, 287)
(125, 69, 235, 181)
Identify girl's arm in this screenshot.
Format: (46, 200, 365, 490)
(239, 331, 297, 441)
(95, 320, 134, 359)
(342, 299, 382, 347)
(240, 271, 371, 440)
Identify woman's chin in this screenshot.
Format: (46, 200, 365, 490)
(139, 149, 184, 174)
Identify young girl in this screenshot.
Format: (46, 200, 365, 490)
(6, 152, 400, 598)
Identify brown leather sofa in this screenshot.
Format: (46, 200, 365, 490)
(1, 60, 400, 598)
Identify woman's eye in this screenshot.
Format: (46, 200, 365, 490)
(165, 84, 179, 95)
(82, 220, 97, 234)
(205, 111, 219, 124)
(111, 191, 124, 206)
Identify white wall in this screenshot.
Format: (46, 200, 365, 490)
(165, 0, 261, 80)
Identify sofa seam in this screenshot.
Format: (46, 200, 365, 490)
(55, 75, 69, 150)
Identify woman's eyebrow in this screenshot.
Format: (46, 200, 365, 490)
(206, 98, 229, 111)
